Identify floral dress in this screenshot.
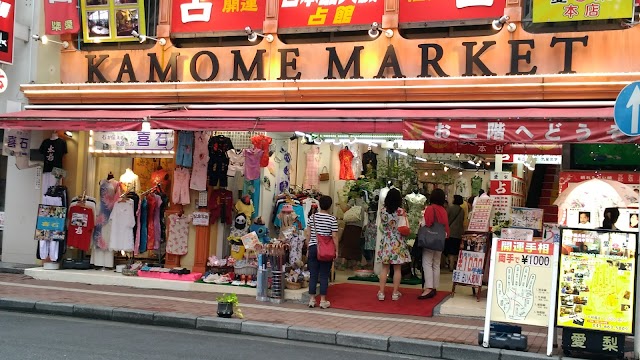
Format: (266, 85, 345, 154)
(376, 208, 412, 265)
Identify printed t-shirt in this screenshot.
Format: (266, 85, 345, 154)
(39, 138, 67, 172)
(67, 205, 95, 251)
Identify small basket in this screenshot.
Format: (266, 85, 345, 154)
(286, 280, 302, 290)
(234, 264, 258, 276)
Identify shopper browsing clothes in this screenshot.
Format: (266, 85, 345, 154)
(305, 195, 338, 309)
(419, 189, 450, 300)
(376, 188, 412, 301)
(444, 195, 465, 271)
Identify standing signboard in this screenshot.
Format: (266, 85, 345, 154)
(483, 239, 559, 356)
(452, 231, 490, 301)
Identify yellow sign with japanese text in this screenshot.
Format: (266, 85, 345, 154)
(556, 229, 637, 335)
(533, 0, 634, 23)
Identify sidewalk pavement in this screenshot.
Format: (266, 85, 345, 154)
(0, 272, 590, 360)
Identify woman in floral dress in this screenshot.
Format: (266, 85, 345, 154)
(376, 188, 412, 301)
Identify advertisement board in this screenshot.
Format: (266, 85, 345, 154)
(453, 250, 485, 286)
(533, 0, 633, 23)
(468, 197, 493, 232)
(556, 228, 637, 335)
(35, 204, 67, 241)
(278, 0, 384, 30)
(399, 0, 506, 24)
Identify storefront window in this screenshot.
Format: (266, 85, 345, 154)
(80, 0, 158, 45)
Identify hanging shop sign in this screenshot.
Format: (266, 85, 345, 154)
(405, 119, 640, 144)
(399, 0, 506, 24)
(80, 35, 597, 83)
(278, 0, 384, 29)
(556, 228, 637, 335)
(532, 0, 633, 24)
(92, 130, 175, 152)
(423, 142, 563, 155)
(559, 171, 640, 193)
(489, 240, 556, 327)
(0, 0, 14, 65)
(44, 0, 80, 35)
(453, 250, 485, 286)
(511, 207, 544, 231)
(171, 0, 265, 34)
(2, 129, 31, 157)
(34, 204, 67, 241)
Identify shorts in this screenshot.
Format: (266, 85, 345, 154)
(38, 240, 60, 262)
(176, 131, 194, 168)
(172, 168, 191, 205)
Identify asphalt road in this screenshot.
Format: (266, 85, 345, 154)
(0, 311, 435, 360)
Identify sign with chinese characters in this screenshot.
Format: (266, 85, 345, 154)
(542, 223, 560, 243)
(510, 154, 562, 165)
(511, 207, 544, 231)
(501, 228, 534, 241)
(171, 0, 265, 34)
(93, 130, 174, 152)
(557, 228, 637, 335)
(278, 0, 384, 29)
(405, 119, 640, 144)
(559, 171, 640, 193)
(453, 250, 485, 286)
(490, 240, 556, 327)
(533, 0, 633, 23)
(399, 0, 506, 24)
(2, 129, 31, 157)
(561, 329, 625, 357)
(34, 204, 67, 241)
(468, 196, 493, 232)
(191, 211, 210, 226)
(424, 143, 563, 155)
(44, 0, 80, 35)
(490, 171, 512, 227)
(0, 0, 14, 64)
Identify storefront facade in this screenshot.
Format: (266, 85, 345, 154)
(1, 0, 639, 271)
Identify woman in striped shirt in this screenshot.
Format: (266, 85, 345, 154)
(305, 195, 339, 309)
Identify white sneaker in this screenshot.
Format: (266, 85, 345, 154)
(392, 292, 402, 301)
(377, 291, 385, 301)
(319, 300, 331, 309)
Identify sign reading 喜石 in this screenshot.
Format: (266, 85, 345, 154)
(35, 204, 67, 241)
(453, 250, 485, 286)
(93, 130, 174, 152)
(3, 129, 30, 157)
(0, 0, 14, 65)
(278, 0, 384, 29)
(171, 0, 265, 34)
(556, 228, 637, 335)
(511, 207, 544, 231)
(533, 0, 633, 24)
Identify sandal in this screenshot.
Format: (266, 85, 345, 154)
(392, 292, 402, 301)
(377, 291, 385, 301)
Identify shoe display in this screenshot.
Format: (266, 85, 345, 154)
(377, 291, 385, 301)
(202, 274, 220, 283)
(213, 274, 231, 284)
(392, 292, 402, 301)
(319, 300, 331, 309)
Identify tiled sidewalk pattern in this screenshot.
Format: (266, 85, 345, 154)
(0, 274, 552, 354)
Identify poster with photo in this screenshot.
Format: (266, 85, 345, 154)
(556, 228, 637, 335)
(567, 209, 599, 229)
(616, 209, 639, 232)
(34, 204, 67, 241)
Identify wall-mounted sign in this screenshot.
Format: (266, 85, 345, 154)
(405, 119, 640, 144)
(92, 130, 174, 152)
(44, 0, 80, 35)
(191, 211, 210, 226)
(171, 0, 265, 34)
(468, 196, 493, 232)
(278, 0, 384, 29)
(0, 0, 14, 65)
(559, 171, 640, 193)
(533, 0, 633, 23)
(423, 142, 563, 155)
(399, 0, 506, 24)
(2, 129, 30, 157)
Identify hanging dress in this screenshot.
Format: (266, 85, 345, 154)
(339, 148, 356, 180)
(303, 147, 320, 189)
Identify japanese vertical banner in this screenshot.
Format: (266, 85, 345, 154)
(532, 0, 633, 23)
(490, 240, 556, 327)
(0, 0, 15, 64)
(44, 0, 80, 35)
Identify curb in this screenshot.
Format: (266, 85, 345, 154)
(0, 262, 29, 275)
(0, 296, 567, 359)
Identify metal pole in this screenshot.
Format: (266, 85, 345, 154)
(482, 237, 498, 348)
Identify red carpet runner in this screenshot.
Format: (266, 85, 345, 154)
(326, 283, 450, 317)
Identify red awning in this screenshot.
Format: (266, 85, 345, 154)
(0, 110, 171, 131)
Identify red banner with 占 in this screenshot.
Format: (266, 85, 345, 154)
(44, 0, 80, 35)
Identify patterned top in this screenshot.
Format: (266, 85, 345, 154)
(376, 207, 411, 265)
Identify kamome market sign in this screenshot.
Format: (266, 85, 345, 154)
(84, 36, 591, 83)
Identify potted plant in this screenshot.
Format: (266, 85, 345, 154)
(216, 293, 243, 318)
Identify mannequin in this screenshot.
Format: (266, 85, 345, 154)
(39, 130, 68, 198)
(120, 168, 140, 193)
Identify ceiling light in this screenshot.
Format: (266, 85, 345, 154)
(245, 26, 274, 43)
(368, 22, 393, 38)
(131, 30, 166, 46)
(64, 131, 73, 138)
(393, 150, 408, 157)
(492, 15, 510, 31)
(431, 172, 435, 176)
(294, 131, 306, 137)
(32, 34, 69, 49)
